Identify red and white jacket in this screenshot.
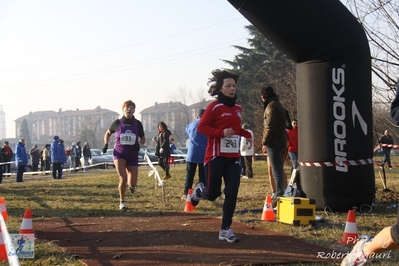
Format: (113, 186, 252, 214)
(198, 100, 252, 164)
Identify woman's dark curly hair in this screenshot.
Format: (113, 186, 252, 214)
(158, 121, 168, 130)
(207, 69, 239, 96)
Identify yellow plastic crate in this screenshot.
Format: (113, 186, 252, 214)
(276, 197, 316, 226)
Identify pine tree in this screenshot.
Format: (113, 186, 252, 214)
(222, 25, 297, 150)
(20, 119, 32, 149)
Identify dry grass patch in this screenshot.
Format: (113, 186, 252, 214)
(1, 157, 399, 265)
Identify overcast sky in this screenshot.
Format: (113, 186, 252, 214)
(0, 0, 250, 138)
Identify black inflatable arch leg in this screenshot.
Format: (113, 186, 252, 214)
(227, 0, 375, 211)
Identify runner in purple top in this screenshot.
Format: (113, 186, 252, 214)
(113, 119, 140, 165)
(103, 100, 146, 211)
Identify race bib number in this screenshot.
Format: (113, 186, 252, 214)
(120, 133, 137, 145)
(220, 135, 239, 153)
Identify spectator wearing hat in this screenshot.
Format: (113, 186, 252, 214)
(50, 135, 64, 179)
(240, 123, 254, 179)
(1, 141, 13, 173)
(15, 138, 28, 182)
(181, 108, 207, 200)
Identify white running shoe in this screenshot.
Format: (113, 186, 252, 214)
(341, 238, 372, 266)
(219, 227, 239, 243)
(119, 201, 127, 211)
(190, 182, 206, 207)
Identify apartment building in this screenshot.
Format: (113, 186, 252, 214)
(13, 106, 119, 147)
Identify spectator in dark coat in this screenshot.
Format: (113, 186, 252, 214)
(75, 141, 82, 171)
(261, 86, 287, 208)
(82, 142, 91, 172)
(155, 121, 171, 180)
(1, 141, 13, 173)
(29, 145, 40, 172)
(378, 129, 394, 169)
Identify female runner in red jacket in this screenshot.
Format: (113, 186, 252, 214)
(191, 69, 252, 243)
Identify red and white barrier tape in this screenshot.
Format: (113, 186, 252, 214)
(379, 144, 399, 148)
(300, 158, 373, 167)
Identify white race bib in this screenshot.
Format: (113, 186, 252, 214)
(220, 135, 240, 153)
(120, 132, 137, 145)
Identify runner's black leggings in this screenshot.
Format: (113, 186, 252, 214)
(158, 157, 170, 176)
(204, 157, 241, 230)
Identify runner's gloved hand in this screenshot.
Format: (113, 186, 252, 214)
(102, 144, 108, 154)
(132, 143, 140, 151)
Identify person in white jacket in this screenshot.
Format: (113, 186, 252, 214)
(240, 123, 254, 179)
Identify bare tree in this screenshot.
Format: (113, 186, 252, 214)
(345, 0, 399, 97)
(342, 0, 399, 145)
(344, 0, 399, 142)
(167, 87, 211, 146)
(78, 115, 109, 149)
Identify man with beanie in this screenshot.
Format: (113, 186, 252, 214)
(50, 135, 64, 179)
(15, 138, 28, 182)
(260, 86, 287, 207)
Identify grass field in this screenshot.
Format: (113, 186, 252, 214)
(1, 157, 399, 265)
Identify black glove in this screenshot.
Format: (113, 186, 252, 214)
(132, 143, 140, 151)
(102, 144, 108, 154)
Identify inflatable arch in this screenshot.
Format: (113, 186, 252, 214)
(227, 0, 375, 211)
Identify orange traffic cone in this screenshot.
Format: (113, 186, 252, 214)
(0, 226, 7, 261)
(339, 210, 358, 245)
(0, 198, 8, 221)
(261, 195, 275, 221)
(184, 189, 196, 212)
(19, 209, 34, 235)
